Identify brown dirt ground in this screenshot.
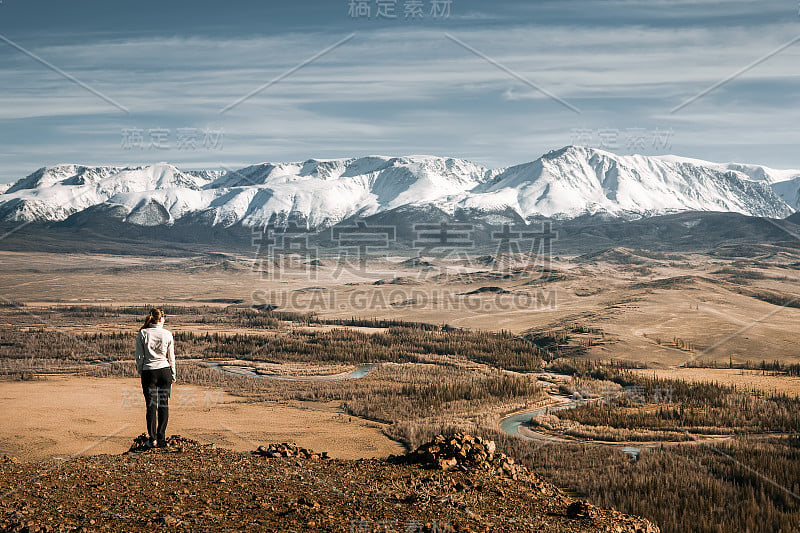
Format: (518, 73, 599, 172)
(0, 438, 659, 533)
(0, 377, 403, 461)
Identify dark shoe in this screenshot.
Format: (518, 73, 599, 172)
(156, 439, 167, 448)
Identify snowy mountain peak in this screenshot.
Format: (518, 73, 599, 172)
(6, 164, 123, 194)
(0, 149, 796, 228)
(459, 146, 794, 219)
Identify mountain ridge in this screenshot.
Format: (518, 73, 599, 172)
(1, 147, 796, 229)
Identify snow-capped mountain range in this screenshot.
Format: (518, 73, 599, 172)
(0, 146, 796, 228)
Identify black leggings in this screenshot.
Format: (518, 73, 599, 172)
(141, 367, 172, 442)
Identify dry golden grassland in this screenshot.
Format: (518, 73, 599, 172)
(2, 245, 799, 367)
(632, 367, 800, 396)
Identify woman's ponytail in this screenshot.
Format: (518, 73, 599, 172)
(140, 307, 165, 330)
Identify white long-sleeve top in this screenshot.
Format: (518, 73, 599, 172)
(135, 324, 176, 377)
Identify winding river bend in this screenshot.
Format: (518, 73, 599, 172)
(499, 393, 743, 457)
(499, 395, 576, 441)
(500, 397, 651, 457)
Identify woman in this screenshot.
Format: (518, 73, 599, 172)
(135, 308, 176, 448)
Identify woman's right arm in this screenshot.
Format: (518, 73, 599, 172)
(135, 331, 145, 376)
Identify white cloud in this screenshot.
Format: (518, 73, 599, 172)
(0, 17, 798, 181)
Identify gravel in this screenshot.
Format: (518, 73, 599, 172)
(0, 434, 659, 532)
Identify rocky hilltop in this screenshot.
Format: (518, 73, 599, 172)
(0, 434, 658, 532)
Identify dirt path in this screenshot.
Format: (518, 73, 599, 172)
(0, 377, 403, 461)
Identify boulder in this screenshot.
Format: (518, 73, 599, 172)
(566, 500, 595, 519)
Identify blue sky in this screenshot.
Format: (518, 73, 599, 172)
(0, 0, 798, 182)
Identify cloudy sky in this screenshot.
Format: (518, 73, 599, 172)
(0, 0, 798, 182)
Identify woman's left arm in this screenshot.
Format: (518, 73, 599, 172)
(168, 334, 176, 382)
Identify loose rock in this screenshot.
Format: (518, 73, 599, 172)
(394, 433, 525, 478)
(252, 442, 329, 461)
(126, 433, 201, 453)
